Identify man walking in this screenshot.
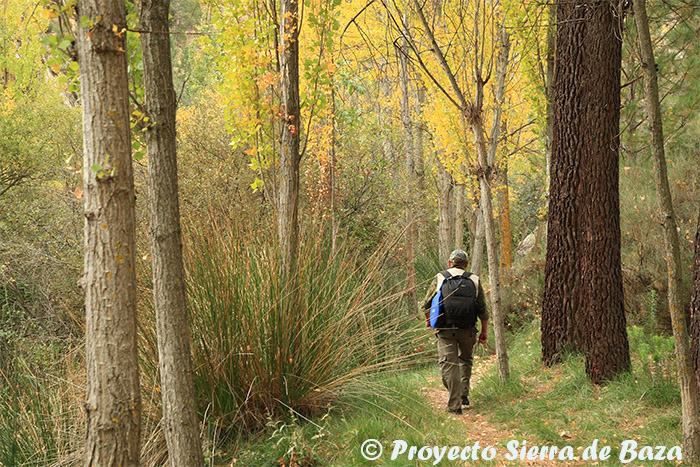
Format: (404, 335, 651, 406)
(422, 249, 488, 414)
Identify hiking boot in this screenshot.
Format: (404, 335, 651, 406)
(462, 396, 470, 407)
(447, 408, 463, 415)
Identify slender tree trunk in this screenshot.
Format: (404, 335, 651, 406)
(464, 22, 510, 381)
(470, 198, 485, 277)
(278, 0, 301, 271)
(410, 0, 509, 380)
(634, 0, 700, 459)
(454, 182, 465, 249)
(625, 55, 639, 167)
(413, 84, 426, 243)
(496, 160, 512, 285)
(437, 161, 454, 265)
(399, 16, 416, 299)
(330, 85, 338, 255)
(544, 1, 555, 181)
(140, 0, 204, 464)
(76, 0, 141, 462)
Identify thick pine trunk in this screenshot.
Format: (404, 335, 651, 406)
(76, 0, 141, 463)
(437, 162, 454, 265)
(691, 209, 700, 395)
(634, 0, 700, 459)
(542, 0, 631, 379)
(140, 0, 205, 464)
(278, 0, 301, 271)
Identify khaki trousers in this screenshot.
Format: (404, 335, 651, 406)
(436, 328, 477, 411)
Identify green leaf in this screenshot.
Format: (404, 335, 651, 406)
(68, 61, 79, 72)
(91, 163, 101, 172)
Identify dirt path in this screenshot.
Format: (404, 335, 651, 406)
(422, 355, 588, 466)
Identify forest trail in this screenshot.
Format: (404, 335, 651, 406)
(422, 355, 588, 466)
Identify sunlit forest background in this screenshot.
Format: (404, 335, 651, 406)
(1, 0, 700, 464)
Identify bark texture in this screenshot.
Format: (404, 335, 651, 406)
(542, 0, 630, 383)
(399, 20, 417, 299)
(467, 21, 510, 381)
(411, 0, 510, 380)
(278, 0, 301, 270)
(634, 0, 700, 459)
(692, 208, 700, 395)
(437, 161, 454, 266)
(470, 202, 485, 277)
(140, 0, 205, 464)
(454, 182, 465, 249)
(496, 161, 512, 285)
(76, 0, 141, 463)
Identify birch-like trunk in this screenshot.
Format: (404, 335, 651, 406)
(470, 199, 485, 277)
(634, 0, 700, 460)
(496, 161, 513, 285)
(437, 162, 454, 265)
(466, 22, 511, 381)
(454, 182, 465, 249)
(410, 0, 509, 379)
(76, 0, 141, 462)
(399, 16, 416, 299)
(140, 0, 204, 464)
(330, 85, 338, 255)
(278, 0, 301, 271)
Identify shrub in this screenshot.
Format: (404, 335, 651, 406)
(140, 214, 427, 451)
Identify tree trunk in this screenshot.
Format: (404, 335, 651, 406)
(278, 0, 301, 271)
(691, 208, 700, 396)
(76, 0, 141, 463)
(330, 85, 338, 255)
(466, 22, 510, 382)
(543, 0, 630, 381)
(578, 0, 629, 382)
(470, 199, 485, 277)
(634, 0, 700, 459)
(140, 0, 205, 464)
(496, 160, 512, 286)
(399, 16, 416, 299)
(413, 84, 426, 242)
(437, 161, 454, 266)
(544, 1, 555, 181)
(454, 182, 465, 249)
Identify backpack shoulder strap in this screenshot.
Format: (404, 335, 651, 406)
(466, 272, 479, 290)
(435, 270, 452, 293)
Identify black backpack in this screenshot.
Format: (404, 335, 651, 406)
(436, 270, 478, 329)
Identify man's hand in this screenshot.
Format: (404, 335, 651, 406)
(478, 332, 488, 345)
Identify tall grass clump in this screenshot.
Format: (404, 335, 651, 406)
(141, 214, 427, 448)
(0, 347, 82, 466)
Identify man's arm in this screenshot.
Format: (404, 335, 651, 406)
(478, 318, 488, 344)
(476, 280, 489, 343)
(421, 276, 438, 327)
